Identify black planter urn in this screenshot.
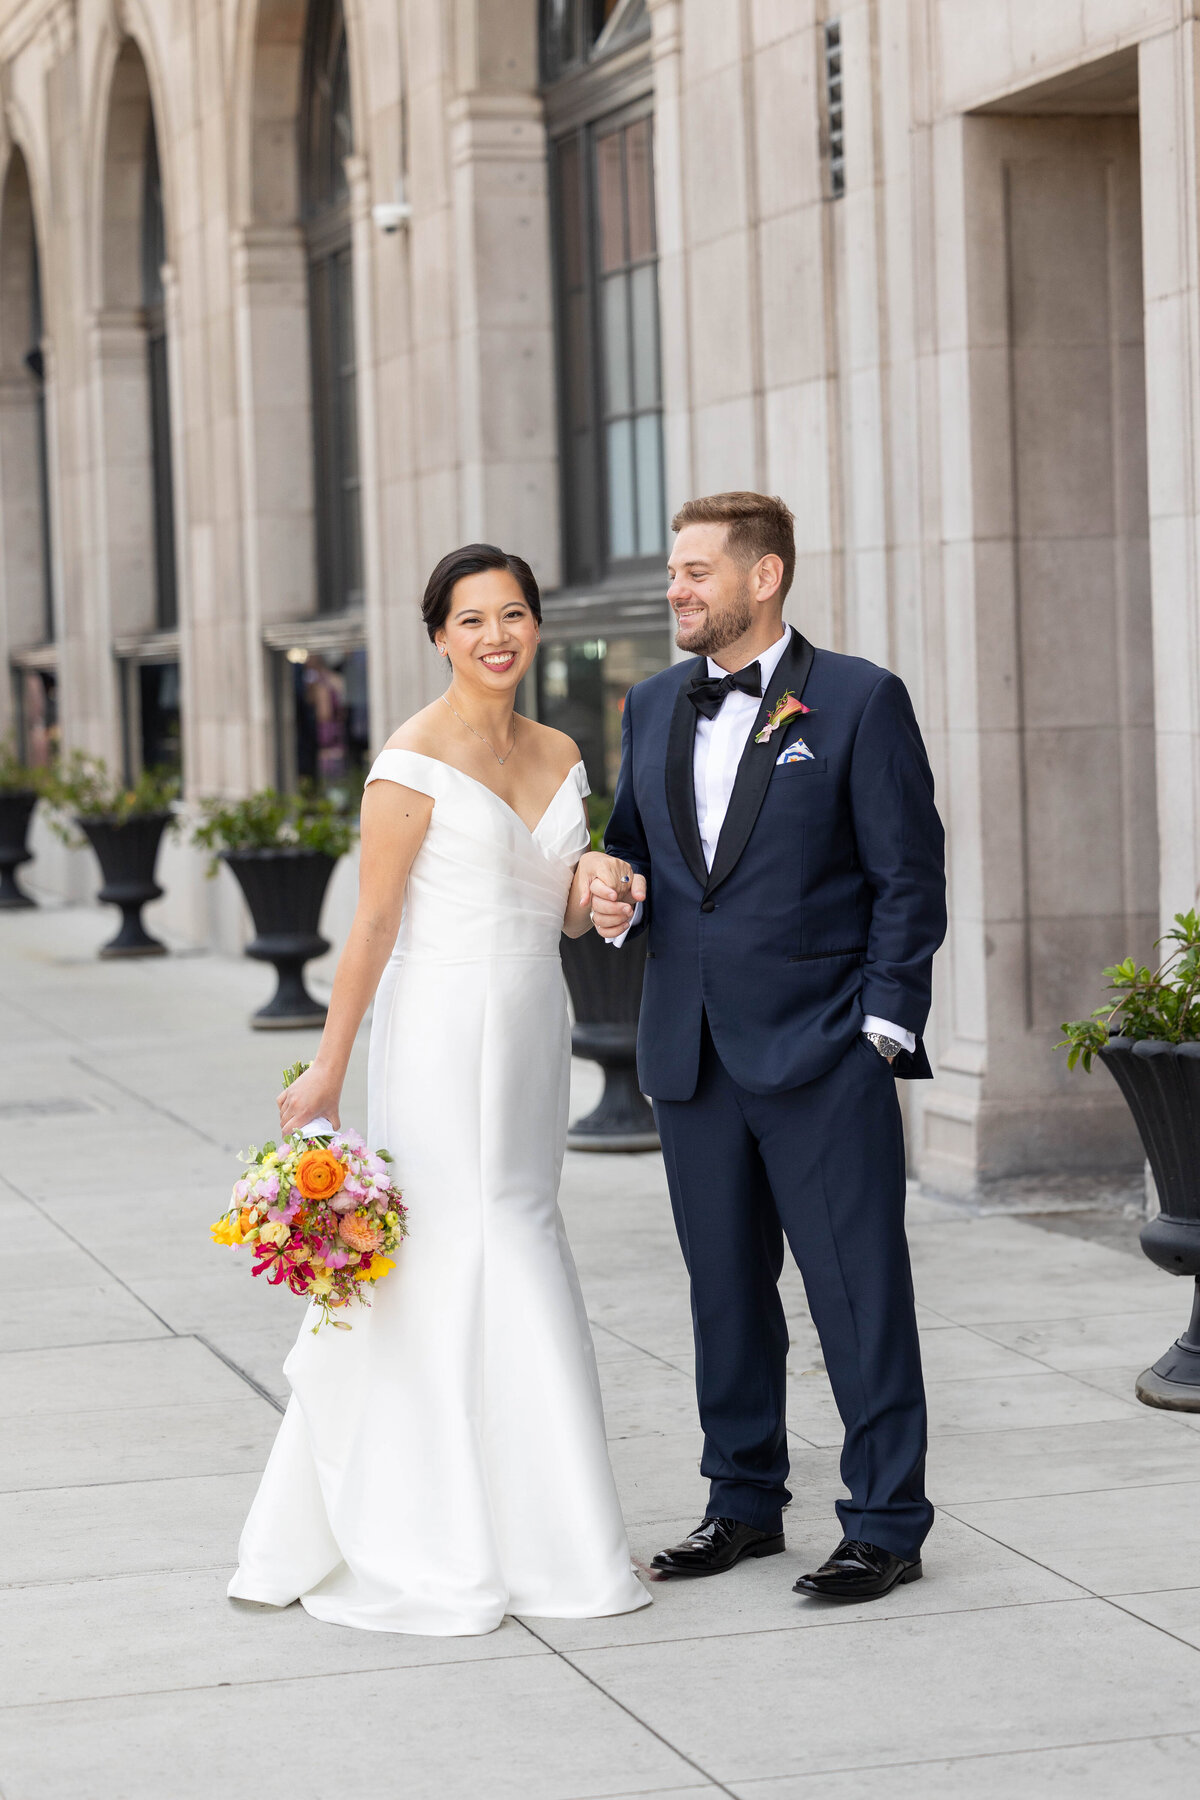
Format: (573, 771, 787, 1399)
(1100, 1037, 1200, 1410)
(79, 813, 171, 957)
(560, 929, 658, 1152)
(223, 848, 337, 1030)
(0, 790, 38, 909)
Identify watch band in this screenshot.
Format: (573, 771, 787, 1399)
(866, 1031, 904, 1060)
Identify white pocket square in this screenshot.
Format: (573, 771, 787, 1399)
(775, 738, 815, 765)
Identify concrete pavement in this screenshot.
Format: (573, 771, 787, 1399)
(4, 901, 1200, 1798)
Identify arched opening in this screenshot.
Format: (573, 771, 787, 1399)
(240, 0, 367, 796)
(0, 148, 57, 764)
(96, 40, 182, 777)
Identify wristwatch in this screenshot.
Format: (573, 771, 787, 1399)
(866, 1031, 904, 1061)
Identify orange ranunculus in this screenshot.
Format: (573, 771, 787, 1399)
(338, 1212, 383, 1254)
(294, 1147, 348, 1202)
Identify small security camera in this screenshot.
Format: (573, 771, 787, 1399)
(372, 201, 412, 234)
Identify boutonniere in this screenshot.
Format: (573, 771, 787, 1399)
(755, 691, 812, 744)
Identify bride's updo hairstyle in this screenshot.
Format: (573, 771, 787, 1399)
(422, 543, 542, 644)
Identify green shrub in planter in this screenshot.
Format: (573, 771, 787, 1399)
(0, 741, 45, 909)
(193, 786, 356, 1029)
(1059, 912, 1200, 1410)
(41, 752, 181, 956)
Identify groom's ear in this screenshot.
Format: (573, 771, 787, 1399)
(751, 553, 785, 606)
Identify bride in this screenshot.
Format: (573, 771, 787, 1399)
(228, 543, 651, 1635)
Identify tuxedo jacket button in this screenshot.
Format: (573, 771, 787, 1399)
(700, 900, 715, 913)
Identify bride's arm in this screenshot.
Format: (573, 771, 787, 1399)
(276, 780, 434, 1134)
(562, 849, 642, 939)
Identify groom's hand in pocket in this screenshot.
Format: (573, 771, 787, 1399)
(589, 865, 647, 939)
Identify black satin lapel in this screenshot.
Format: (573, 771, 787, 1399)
(665, 669, 708, 891)
(704, 633, 816, 898)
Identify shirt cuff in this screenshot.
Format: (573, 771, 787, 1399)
(862, 1015, 917, 1056)
(606, 899, 644, 948)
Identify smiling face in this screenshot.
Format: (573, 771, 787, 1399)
(435, 568, 540, 690)
(667, 522, 760, 658)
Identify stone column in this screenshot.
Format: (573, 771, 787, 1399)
(1139, 27, 1200, 927)
(447, 90, 559, 585)
(230, 222, 317, 785)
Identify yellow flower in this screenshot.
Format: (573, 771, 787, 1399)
(258, 1219, 290, 1247)
(310, 1271, 334, 1296)
(355, 1253, 395, 1282)
(211, 1218, 234, 1245)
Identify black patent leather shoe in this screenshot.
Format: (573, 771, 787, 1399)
(651, 1516, 785, 1577)
(792, 1538, 922, 1601)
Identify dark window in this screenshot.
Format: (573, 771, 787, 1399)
(141, 116, 177, 631)
(14, 666, 58, 770)
(25, 236, 53, 644)
(824, 21, 845, 200)
(551, 108, 664, 586)
(541, 0, 648, 85)
(303, 0, 362, 617)
(139, 662, 182, 775)
(274, 643, 369, 802)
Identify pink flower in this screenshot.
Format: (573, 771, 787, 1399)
(755, 691, 812, 745)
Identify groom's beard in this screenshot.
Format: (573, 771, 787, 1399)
(674, 578, 755, 657)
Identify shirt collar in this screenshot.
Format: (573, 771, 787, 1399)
(706, 623, 792, 688)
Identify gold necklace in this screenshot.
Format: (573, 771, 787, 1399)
(440, 692, 518, 766)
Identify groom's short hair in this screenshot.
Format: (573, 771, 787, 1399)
(671, 492, 796, 601)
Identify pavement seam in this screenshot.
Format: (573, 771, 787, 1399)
(940, 1472, 1200, 1508)
(0, 1171, 176, 1335)
(514, 1617, 734, 1797)
(517, 1590, 1098, 1656)
(726, 1723, 1200, 1783)
(1095, 1593, 1200, 1659)
(936, 1508, 1200, 1654)
(0, 1646, 553, 1711)
(68, 1053, 240, 1155)
(191, 1333, 286, 1414)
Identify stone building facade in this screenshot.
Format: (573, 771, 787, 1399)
(2, 0, 1199, 1198)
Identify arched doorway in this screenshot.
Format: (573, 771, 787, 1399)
(0, 147, 57, 764)
(96, 40, 182, 777)
(240, 0, 368, 797)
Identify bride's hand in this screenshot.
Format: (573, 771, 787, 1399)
(571, 851, 646, 923)
(277, 1062, 342, 1137)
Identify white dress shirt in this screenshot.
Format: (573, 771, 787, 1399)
(609, 623, 915, 1057)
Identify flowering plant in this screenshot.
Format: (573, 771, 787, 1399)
(211, 1063, 407, 1331)
(755, 692, 811, 744)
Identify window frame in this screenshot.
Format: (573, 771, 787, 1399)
(548, 92, 664, 591)
(302, 0, 362, 620)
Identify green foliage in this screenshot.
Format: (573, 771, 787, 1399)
(586, 791, 613, 853)
(281, 1060, 311, 1089)
(1058, 910, 1200, 1071)
(41, 751, 181, 844)
(0, 740, 44, 795)
(192, 783, 356, 875)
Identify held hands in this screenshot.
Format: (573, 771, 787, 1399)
(579, 852, 648, 940)
(277, 1061, 342, 1137)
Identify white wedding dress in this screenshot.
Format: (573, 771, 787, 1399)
(228, 749, 650, 1635)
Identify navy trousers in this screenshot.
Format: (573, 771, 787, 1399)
(653, 1018, 933, 1561)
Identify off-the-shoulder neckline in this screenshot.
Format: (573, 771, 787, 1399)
(372, 748, 587, 839)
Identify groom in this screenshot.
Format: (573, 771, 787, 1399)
(592, 492, 946, 1602)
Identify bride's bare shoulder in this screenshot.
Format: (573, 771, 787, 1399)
(521, 718, 583, 782)
(382, 703, 452, 757)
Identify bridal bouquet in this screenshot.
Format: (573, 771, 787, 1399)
(211, 1063, 408, 1331)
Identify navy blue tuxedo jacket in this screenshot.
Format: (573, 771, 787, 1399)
(604, 632, 947, 1102)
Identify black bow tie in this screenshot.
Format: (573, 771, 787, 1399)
(687, 663, 763, 720)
